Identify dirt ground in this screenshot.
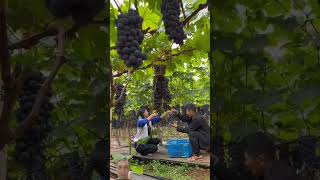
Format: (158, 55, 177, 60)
(186, 168, 210, 180)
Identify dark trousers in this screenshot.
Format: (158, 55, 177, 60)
(188, 131, 209, 156)
(136, 138, 160, 156)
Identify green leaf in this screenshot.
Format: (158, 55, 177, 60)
(130, 164, 144, 175)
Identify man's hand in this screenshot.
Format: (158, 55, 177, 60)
(171, 123, 177, 128)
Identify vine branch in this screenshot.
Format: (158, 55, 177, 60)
(8, 25, 79, 50)
(114, 71, 131, 106)
(8, 17, 107, 51)
(15, 26, 67, 138)
(112, 48, 195, 78)
(275, 0, 319, 35)
(180, 0, 186, 19)
(183, 3, 208, 26)
(113, 0, 123, 14)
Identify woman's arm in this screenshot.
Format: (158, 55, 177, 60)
(137, 119, 148, 127)
(150, 110, 172, 125)
(150, 116, 161, 125)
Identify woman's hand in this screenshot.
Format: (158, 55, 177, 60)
(147, 112, 158, 121)
(171, 109, 178, 113)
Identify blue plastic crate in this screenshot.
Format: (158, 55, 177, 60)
(166, 139, 192, 158)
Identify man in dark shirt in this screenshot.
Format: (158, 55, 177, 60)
(212, 132, 303, 180)
(172, 103, 210, 161)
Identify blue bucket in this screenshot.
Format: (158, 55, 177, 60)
(166, 139, 192, 158)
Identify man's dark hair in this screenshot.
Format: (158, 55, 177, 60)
(242, 132, 275, 160)
(185, 103, 197, 112)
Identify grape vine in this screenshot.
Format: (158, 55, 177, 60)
(15, 72, 54, 179)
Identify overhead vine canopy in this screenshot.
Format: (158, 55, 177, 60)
(2, 0, 108, 178)
(110, 0, 210, 114)
(212, 0, 320, 142)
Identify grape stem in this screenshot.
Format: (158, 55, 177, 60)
(180, 0, 186, 19)
(182, 3, 208, 26)
(113, 0, 123, 14)
(134, 0, 139, 12)
(15, 25, 66, 138)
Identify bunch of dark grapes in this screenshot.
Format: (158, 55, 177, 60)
(160, 0, 186, 45)
(15, 72, 54, 179)
(45, 0, 105, 26)
(153, 75, 172, 111)
(297, 136, 318, 169)
(163, 103, 171, 111)
(64, 152, 84, 180)
(154, 65, 166, 76)
(116, 9, 147, 68)
(167, 108, 179, 125)
(228, 142, 244, 171)
(114, 84, 127, 115)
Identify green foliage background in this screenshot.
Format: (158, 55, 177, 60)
(211, 0, 320, 143)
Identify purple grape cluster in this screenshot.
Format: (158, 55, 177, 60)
(161, 0, 186, 45)
(114, 84, 127, 115)
(116, 9, 147, 68)
(15, 72, 54, 179)
(153, 75, 172, 111)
